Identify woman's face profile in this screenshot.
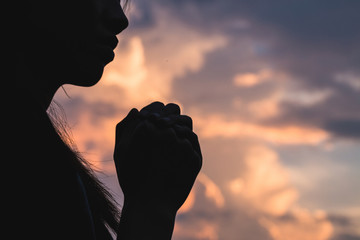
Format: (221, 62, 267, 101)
(27, 0, 128, 87)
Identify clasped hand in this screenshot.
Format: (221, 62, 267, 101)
(114, 102, 202, 213)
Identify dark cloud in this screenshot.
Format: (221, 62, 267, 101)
(127, 1, 156, 29)
(331, 234, 360, 240)
(328, 214, 353, 227)
(325, 119, 360, 139)
(272, 90, 360, 139)
(150, 0, 360, 141)
(150, 0, 360, 48)
(176, 1, 358, 34)
(133, 0, 360, 88)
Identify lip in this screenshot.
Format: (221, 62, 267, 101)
(96, 34, 119, 50)
(99, 35, 119, 50)
(91, 44, 115, 64)
(87, 35, 118, 64)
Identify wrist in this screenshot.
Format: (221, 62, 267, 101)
(122, 197, 178, 221)
(117, 197, 177, 240)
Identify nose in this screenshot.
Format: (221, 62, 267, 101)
(102, 0, 129, 35)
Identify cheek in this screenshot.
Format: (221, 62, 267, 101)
(32, 27, 107, 87)
(67, 41, 116, 86)
(28, 1, 105, 86)
(37, 45, 104, 87)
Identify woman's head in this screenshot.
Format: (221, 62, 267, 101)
(6, 1, 130, 237)
(14, 0, 129, 89)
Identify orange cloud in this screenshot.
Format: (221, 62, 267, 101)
(69, 110, 121, 172)
(198, 173, 225, 209)
(174, 220, 219, 240)
(174, 174, 224, 240)
(194, 113, 329, 145)
(247, 94, 281, 119)
(178, 188, 196, 214)
(225, 145, 334, 240)
(99, 10, 227, 109)
(260, 208, 333, 240)
(233, 69, 283, 87)
(228, 145, 298, 216)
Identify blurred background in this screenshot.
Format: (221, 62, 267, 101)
(54, 1, 360, 239)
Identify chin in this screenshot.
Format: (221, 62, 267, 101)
(70, 55, 108, 87)
(79, 66, 104, 87)
(69, 66, 104, 87)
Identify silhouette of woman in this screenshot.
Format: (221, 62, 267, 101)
(5, 0, 202, 239)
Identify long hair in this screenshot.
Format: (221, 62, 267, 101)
(47, 0, 132, 234)
(47, 101, 121, 237)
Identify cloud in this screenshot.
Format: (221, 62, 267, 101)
(103, 37, 149, 103)
(224, 145, 334, 240)
(52, 1, 360, 239)
(67, 108, 121, 172)
(332, 234, 360, 240)
(233, 69, 283, 88)
(193, 112, 329, 145)
(173, 172, 274, 240)
(174, 173, 224, 240)
(100, 6, 227, 109)
(324, 120, 360, 139)
(228, 145, 298, 216)
(174, 219, 220, 240)
(197, 173, 225, 209)
(334, 73, 360, 92)
(163, 0, 360, 144)
(260, 208, 333, 240)
(173, 142, 335, 240)
(281, 88, 334, 107)
(328, 214, 360, 240)
(247, 94, 281, 120)
(177, 173, 225, 215)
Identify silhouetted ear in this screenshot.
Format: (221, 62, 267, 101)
(164, 103, 181, 115)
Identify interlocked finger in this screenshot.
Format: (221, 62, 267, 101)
(164, 103, 181, 116)
(172, 124, 202, 160)
(139, 102, 165, 117)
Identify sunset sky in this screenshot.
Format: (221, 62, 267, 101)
(54, 1, 360, 239)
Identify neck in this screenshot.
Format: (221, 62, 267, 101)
(15, 82, 60, 111)
(35, 84, 60, 110)
(15, 54, 62, 111)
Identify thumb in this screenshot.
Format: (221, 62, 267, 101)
(115, 108, 139, 142)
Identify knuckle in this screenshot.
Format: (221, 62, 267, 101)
(191, 132, 198, 140)
(163, 127, 178, 139)
(178, 138, 194, 152)
(149, 101, 165, 109)
(166, 103, 180, 110)
(115, 121, 122, 130)
(197, 154, 203, 169)
(130, 108, 139, 114)
(153, 101, 165, 106)
(164, 103, 181, 115)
